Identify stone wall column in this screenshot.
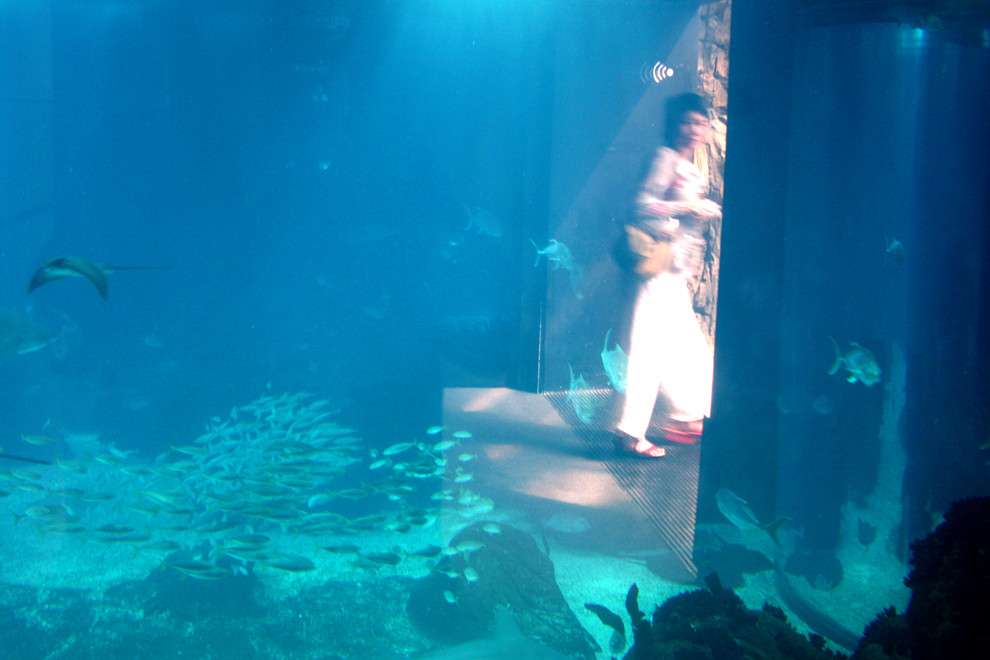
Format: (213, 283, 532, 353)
(695, 0, 730, 340)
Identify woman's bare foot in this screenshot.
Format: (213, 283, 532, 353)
(632, 439, 666, 458)
(613, 431, 666, 458)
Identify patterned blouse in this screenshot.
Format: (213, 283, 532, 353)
(632, 146, 707, 279)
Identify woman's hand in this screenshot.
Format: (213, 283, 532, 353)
(642, 198, 721, 221)
(687, 198, 721, 220)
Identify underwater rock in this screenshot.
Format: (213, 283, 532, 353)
(406, 522, 598, 659)
(0, 573, 426, 659)
(904, 496, 990, 660)
(851, 497, 990, 660)
(850, 606, 909, 660)
(0, 579, 262, 660)
(623, 576, 843, 660)
(126, 551, 264, 622)
(0, 584, 94, 659)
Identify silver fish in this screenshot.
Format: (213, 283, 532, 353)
(530, 239, 575, 271)
(715, 487, 788, 548)
(566, 364, 597, 424)
(828, 337, 881, 386)
(600, 329, 628, 394)
(463, 205, 503, 238)
(383, 441, 417, 456)
(884, 237, 905, 261)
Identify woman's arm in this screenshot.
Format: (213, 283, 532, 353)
(640, 198, 718, 220)
(634, 148, 720, 223)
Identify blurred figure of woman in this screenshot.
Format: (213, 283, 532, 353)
(614, 93, 720, 458)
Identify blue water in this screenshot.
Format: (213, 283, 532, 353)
(3, 0, 545, 454)
(0, 4, 608, 659)
(3, 2, 990, 659)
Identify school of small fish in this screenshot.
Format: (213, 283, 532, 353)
(1, 392, 494, 582)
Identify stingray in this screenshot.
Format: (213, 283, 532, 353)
(28, 256, 166, 300)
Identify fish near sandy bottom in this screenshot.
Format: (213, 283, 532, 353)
(0, 308, 56, 360)
(415, 607, 576, 660)
(715, 487, 789, 551)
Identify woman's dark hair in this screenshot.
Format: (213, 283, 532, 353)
(664, 93, 710, 147)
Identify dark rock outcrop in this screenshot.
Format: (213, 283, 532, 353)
(903, 496, 990, 660)
(407, 522, 598, 660)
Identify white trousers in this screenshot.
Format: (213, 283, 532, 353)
(616, 272, 714, 440)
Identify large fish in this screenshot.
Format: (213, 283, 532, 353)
(531, 239, 575, 271)
(28, 256, 166, 300)
(416, 607, 573, 660)
(828, 337, 881, 386)
(531, 239, 584, 298)
(600, 329, 628, 394)
(566, 364, 597, 424)
(584, 602, 626, 654)
(463, 205, 503, 238)
(715, 487, 789, 549)
(0, 308, 55, 360)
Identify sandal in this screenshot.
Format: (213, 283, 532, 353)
(613, 431, 666, 458)
(663, 419, 703, 445)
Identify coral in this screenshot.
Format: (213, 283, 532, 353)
(842, 496, 990, 660)
(407, 522, 599, 659)
(850, 607, 909, 660)
(623, 575, 845, 660)
(903, 496, 990, 660)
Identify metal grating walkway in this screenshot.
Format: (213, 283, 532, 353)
(543, 388, 700, 577)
